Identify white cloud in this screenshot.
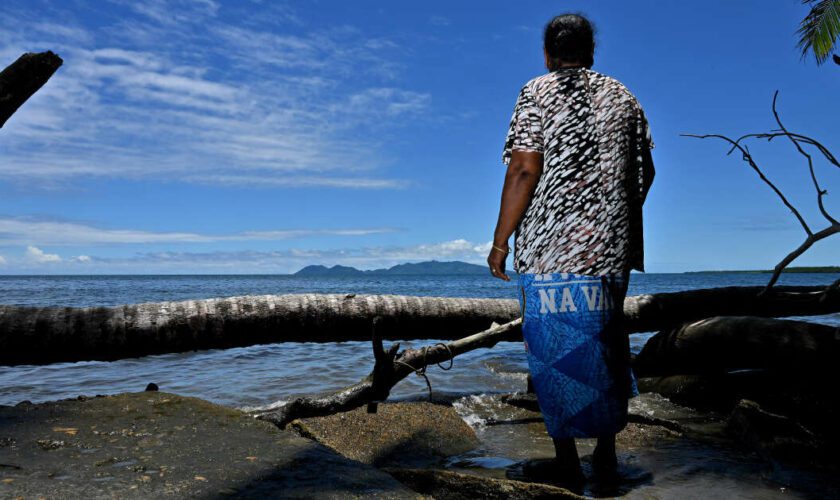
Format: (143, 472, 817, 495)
(40, 239, 493, 273)
(107, 0, 220, 26)
(0, 238, 494, 273)
(0, 217, 397, 246)
(0, 3, 426, 189)
(0, 255, 6, 265)
(25, 246, 61, 263)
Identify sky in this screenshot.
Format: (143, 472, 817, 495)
(0, 0, 838, 274)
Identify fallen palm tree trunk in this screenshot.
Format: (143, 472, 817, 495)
(255, 318, 522, 428)
(0, 294, 520, 366)
(0, 51, 63, 128)
(1, 283, 838, 365)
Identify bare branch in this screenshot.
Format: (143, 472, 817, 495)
(765, 224, 840, 290)
(769, 91, 838, 225)
(685, 92, 840, 291)
(682, 133, 813, 235)
(254, 318, 522, 428)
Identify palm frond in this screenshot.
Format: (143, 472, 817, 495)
(797, 0, 840, 64)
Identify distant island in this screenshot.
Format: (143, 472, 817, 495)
(685, 266, 840, 274)
(294, 260, 488, 276)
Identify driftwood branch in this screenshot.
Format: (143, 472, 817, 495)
(684, 92, 840, 291)
(0, 51, 63, 128)
(769, 91, 838, 226)
(255, 318, 522, 428)
(683, 132, 812, 235)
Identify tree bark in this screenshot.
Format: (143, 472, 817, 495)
(0, 294, 520, 365)
(0, 51, 63, 128)
(1, 284, 838, 366)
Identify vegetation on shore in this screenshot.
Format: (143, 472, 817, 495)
(685, 266, 840, 274)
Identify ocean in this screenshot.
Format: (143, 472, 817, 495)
(2, 272, 838, 497)
(0, 272, 837, 408)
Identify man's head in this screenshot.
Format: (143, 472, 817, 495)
(543, 14, 596, 71)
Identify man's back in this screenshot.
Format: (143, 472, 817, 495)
(502, 67, 654, 276)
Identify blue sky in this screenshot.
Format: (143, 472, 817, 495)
(0, 0, 838, 274)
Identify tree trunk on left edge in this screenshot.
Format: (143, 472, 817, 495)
(0, 51, 63, 128)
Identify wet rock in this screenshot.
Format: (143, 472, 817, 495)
(502, 392, 685, 439)
(637, 374, 736, 411)
(289, 402, 479, 467)
(385, 467, 585, 499)
(726, 399, 826, 464)
(634, 316, 840, 377)
(0, 392, 420, 498)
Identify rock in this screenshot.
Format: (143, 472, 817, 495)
(634, 316, 840, 377)
(726, 399, 826, 464)
(502, 392, 685, 439)
(384, 467, 585, 499)
(289, 402, 479, 467)
(637, 374, 736, 411)
(0, 392, 420, 499)
(145, 383, 159, 392)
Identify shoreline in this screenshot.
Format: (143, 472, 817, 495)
(2, 389, 839, 498)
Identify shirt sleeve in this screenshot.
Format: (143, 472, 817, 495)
(637, 107, 654, 150)
(633, 106, 655, 199)
(502, 84, 544, 165)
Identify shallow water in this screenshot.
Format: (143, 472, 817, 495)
(1, 272, 838, 498)
(451, 393, 838, 498)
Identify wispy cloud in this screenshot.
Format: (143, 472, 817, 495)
(0, 255, 6, 265)
(429, 16, 451, 27)
(0, 2, 429, 189)
(0, 217, 397, 246)
(107, 0, 220, 26)
(1, 239, 492, 273)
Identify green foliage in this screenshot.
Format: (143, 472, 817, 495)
(797, 0, 840, 64)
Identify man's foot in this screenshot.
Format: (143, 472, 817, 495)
(592, 452, 618, 476)
(520, 458, 585, 490)
(592, 438, 618, 478)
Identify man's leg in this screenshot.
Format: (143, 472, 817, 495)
(593, 433, 618, 474)
(552, 437, 584, 484)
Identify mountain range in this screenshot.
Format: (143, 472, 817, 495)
(293, 260, 488, 276)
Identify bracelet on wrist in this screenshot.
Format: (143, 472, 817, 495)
(492, 245, 510, 254)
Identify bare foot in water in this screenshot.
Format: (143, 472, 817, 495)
(593, 434, 619, 478)
(520, 459, 585, 491)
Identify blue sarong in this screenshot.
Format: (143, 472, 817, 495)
(518, 272, 639, 439)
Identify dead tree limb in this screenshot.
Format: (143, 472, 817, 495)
(684, 92, 839, 291)
(0, 51, 63, 128)
(255, 318, 522, 428)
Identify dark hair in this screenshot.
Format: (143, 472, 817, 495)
(543, 14, 596, 70)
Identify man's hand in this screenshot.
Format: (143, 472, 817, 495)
(487, 244, 510, 281)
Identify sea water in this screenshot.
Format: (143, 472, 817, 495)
(0, 272, 837, 407)
(1, 272, 839, 498)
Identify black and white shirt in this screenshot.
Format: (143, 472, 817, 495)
(503, 67, 654, 276)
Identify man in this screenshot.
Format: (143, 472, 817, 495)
(487, 13, 655, 487)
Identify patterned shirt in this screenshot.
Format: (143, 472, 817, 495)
(503, 67, 654, 276)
